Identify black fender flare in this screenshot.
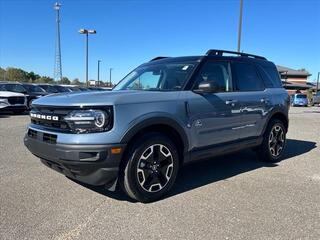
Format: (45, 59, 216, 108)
(262, 107, 289, 134)
(120, 116, 189, 153)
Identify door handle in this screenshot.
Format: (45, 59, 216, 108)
(260, 98, 270, 103)
(225, 100, 238, 106)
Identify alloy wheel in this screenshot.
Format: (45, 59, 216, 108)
(136, 144, 174, 192)
(268, 124, 285, 157)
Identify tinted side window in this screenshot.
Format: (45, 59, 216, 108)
(258, 65, 282, 88)
(233, 63, 265, 91)
(195, 61, 232, 92)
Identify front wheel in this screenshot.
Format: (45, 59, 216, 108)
(257, 119, 286, 162)
(120, 133, 179, 203)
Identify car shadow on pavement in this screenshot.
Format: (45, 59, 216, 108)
(73, 138, 316, 203)
(168, 138, 316, 199)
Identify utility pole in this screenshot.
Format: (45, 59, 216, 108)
(53, 2, 62, 81)
(316, 72, 319, 93)
(237, 0, 244, 52)
(97, 60, 101, 86)
(79, 29, 96, 86)
(109, 68, 113, 87)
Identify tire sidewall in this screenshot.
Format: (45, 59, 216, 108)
(262, 119, 286, 162)
(123, 133, 179, 202)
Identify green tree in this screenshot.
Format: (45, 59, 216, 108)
(0, 67, 6, 81)
(5, 67, 29, 82)
(71, 78, 82, 85)
(35, 76, 54, 84)
(27, 71, 40, 82)
(58, 77, 71, 85)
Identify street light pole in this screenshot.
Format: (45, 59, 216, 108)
(316, 72, 319, 93)
(109, 68, 113, 87)
(237, 0, 244, 52)
(97, 60, 101, 86)
(79, 29, 96, 87)
(85, 32, 88, 86)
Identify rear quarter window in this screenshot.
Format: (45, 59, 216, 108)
(233, 62, 265, 91)
(258, 65, 282, 88)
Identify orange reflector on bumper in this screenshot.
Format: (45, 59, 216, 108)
(111, 147, 122, 154)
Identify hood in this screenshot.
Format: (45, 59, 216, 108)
(0, 91, 26, 97)
(32, 90, 181, 107)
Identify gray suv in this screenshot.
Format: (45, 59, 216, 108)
(24, 49, 290, 202)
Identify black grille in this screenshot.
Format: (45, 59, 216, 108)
(43, 133, 57, 144)
(27, 129, 57, 144)
(28, 129, 37, 139)
(31, 118, 70, 131)
(30, 106, 72, 132)
(8, 96, 25, 105)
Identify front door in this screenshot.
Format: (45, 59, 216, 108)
(186, 61, 243, 149)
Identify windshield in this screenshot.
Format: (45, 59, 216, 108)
(296, 94, 307, 99)
(54, 85, 70, 92)
(23, 84, 45, 93)
(114, 62, 197, 91)
(0, 84, 27, 93)
(39, 85, 58, 93)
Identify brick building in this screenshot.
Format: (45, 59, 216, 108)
(276, 65, 311, 95)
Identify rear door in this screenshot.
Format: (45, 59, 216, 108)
(231, 62, 271, 139)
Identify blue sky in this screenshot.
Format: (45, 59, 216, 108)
(0, 0, 319, 83)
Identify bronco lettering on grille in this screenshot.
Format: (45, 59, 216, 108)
(30, 113, 59, 121)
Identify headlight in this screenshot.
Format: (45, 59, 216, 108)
(64, 108, 112, 133)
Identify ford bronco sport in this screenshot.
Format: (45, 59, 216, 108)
(24, 49, 289, 202)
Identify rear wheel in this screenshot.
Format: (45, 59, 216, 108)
(257, 119, 286, 162)
(120, 133, 179, 203)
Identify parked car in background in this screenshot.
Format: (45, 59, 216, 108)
(60, 85, 89, 92)
(88, 87, 109, 91)
(311, 91, 320, 106)
(54, 85, 71, 93)
(37, 84, 59, 94)
(291, 93, 308, 107)
(0, 90, 27, 113)
(0, 82, 32, 108)
(21, 83, 48, 108)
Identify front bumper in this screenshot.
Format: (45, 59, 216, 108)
(24, 132, 126, 188)
(1, 105, 27, 111)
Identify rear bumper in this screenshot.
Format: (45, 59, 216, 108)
(24, 134, 125, 187)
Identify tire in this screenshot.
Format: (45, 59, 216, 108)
(257, 119, 286, 163)
(120, 132, 180, 203)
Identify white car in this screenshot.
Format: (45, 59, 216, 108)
(0, 91, 27, 113)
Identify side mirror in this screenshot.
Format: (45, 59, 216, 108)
(194, 81, 219, 93)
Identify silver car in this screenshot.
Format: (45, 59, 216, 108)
(312, 91, 320, 106)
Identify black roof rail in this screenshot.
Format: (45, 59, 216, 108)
(206, 49, 266, 60)
(150, 56, 170, 62)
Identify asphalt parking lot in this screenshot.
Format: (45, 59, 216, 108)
(0, 107, 319, 240)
